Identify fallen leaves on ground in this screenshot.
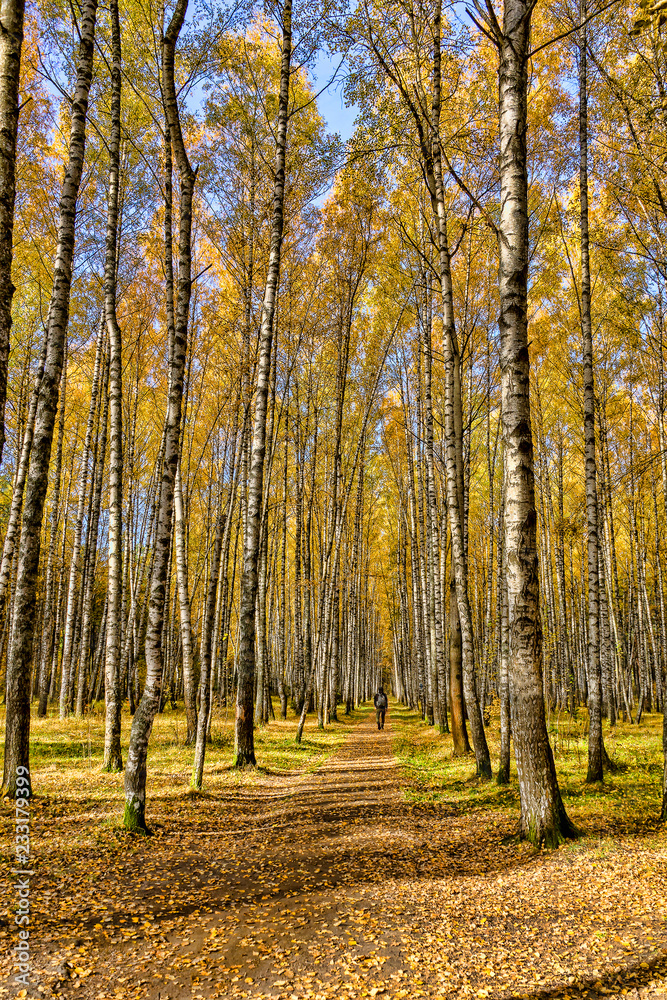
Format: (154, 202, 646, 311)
(1, 706, 666, 1000)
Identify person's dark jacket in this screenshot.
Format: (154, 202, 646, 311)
(374, 691, 388, 709)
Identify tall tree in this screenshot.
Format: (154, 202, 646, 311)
(234, 0, 292, 767)
(0, 0, 25, 462)
(103, 0, 124, 772)
(579, 0, 604, 784)
(0, 0, 98, 797)
(475, 0, 577, 845)
(123, 0, 196, 830)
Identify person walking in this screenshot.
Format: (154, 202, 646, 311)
(374, 686, 388, 730)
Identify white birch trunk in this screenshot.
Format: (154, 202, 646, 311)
(495, 0, 576, 844)
(1, 0, 98, 796)
(0, 0, 25, 461)
(123, 0, 195, 830)
(103, 0, 124, 770)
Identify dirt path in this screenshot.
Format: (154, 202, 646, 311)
(26, 710, 418, 1000)
(8, 710, 667, 1000)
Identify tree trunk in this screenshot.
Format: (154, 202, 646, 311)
(579, 1, 603, 783)
(175, 460, 197, 742)
(234, 0, 291, 767)
(0, 336, 47, 615)
(0, 0, 25, 462)
(422, 276, 447, 733)
(103, 0, 124, 772)
(440, 238, 490, 776)
(123, 0, 195, 830)
(76, 358, 109, 715)
(255, 329, 278, 725)
(278, 416, 289, 718)
(37, 354, 67, 716)
(449, 561, 469, 753)
(431, 13, 489, 774)
(59, 323, 104, 717)
(402, 378, 427, 719)
(192, 512, 224, 788)
(1, 0, 98, 797)
(415, 363, 434, 724)
(496, 0, 576, 846)
(497, 486, 511, 784)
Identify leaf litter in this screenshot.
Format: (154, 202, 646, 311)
(1, 708, 666, 1000)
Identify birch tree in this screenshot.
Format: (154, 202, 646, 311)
(103, 0, 124, 773)
(578, 0, 604, 783)
(473, 0, 577, 846)
(235, 0, 292, 767)
(0, 0, 25, 462)
(123, 0, 196, 830)
(1, 0, 98, 797)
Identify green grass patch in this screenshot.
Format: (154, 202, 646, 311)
(0, 698, 371, 849)
(391, 701, 664, 836)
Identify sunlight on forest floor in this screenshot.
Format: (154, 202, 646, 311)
(1, 702, 666, 1000)
(0, 701, 372, 840)
(392, 704, 665, 838)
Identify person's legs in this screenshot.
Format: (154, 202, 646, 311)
(376, 707, 381, 729)
(380, 709, 386, 729)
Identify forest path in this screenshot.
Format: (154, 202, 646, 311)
(23, 709, 667, 1000)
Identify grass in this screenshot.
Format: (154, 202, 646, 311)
(391, 701, 665, 838)
(16, 698, 369, 775)
(2, 692, 665, 1000)
(1, 695, 663, 851)
(0, 699, 371, 850)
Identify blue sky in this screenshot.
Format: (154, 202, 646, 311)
(311, 52, 358, 141)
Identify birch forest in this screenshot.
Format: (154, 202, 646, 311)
(2, 0, 667, 993)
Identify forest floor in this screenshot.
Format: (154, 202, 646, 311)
(1, 702, 667, 1000)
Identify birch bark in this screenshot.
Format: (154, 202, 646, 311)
(123, 0, 195, 830)
(76, 360, 109, 715)
(37, 355, 66, 716)
(495, 0, 576, 844)
(0, 336, 47, 616)
(192, 512, 224, 787)
(234, 0, 291, 766)
(497, 486, 511, 784)
(103, 0, 124, 771)
(0, 0, 25, 462)
(579, 1, 603, 782)
(431, 8, 489, 771)
(1, 0, 98, 796)
(174, 460, 197, 742)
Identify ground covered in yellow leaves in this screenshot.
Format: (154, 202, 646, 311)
(1, 703, 666, 1000)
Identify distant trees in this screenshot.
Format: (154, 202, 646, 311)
(0, 0, 666, 833)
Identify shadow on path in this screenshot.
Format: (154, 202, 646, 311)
(21, 710, 667, 1000)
